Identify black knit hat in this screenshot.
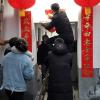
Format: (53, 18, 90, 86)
(51, 3, 60, 12)
(53, 38, 68, 55)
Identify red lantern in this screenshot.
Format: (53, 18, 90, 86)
(8, 0, 35, 9)
(98, 0, 100, 2)
(74, 0, 99, 7)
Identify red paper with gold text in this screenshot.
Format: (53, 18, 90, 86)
(20, 11, 32, 52)
(81, 7, 93, 77)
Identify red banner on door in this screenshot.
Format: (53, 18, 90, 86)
(81, 7, 93, 77)
(20, 11, 32, 52)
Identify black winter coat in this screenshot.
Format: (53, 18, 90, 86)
(37, 42, 50, 65)
(45, 11, 74, 44)
(45, 43, 73, 100)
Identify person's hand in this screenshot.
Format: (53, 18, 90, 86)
(48, 14, 53, 19)
(4, 40, 9, 44)
(0, 38, 9, 45)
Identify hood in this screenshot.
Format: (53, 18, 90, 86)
(52, 43, 68, 55)
(11, 46, 22, 54)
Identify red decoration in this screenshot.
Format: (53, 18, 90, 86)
(20, 11, 32, 52)
(8, 0, 35, 9)
(48, 27, 56, 33)
(45, 9, 65, 15)
(45, 9, 57, 32)
(81, 7, 93, 77)
(45, 9, 65, 32)
(45, 10, 53, 15)
(74, 0, 99, 7)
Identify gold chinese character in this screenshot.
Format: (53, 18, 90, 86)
(85, 54, 89, 61)
(84, 14, 90, 21)
(84, 63, 90, 68)
(23, 18, 30, 25)
(84, 32, 91, 37)
(85, 47, 89, 53)
(84, 22, 90, 29)
(23, 26, 31, 33)
(84, 38, 91, 46)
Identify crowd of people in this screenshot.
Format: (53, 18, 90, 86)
(37, 3, 78, 100)
(0, 2, 78, 100)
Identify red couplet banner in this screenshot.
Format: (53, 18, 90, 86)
(81, 7, 93, 77)
(20, 11, 32, 52)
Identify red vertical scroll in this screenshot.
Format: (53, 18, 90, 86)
(81, 7, 93, 77)
(20, 11, 32, 52)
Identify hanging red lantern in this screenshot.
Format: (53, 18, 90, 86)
(8, 0, 35, 16)
(8, 0, 35, 9)
(97, 0, 100, 2)
(74, 0, 99, 7)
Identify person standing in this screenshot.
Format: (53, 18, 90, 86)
(42, 3, 74, 52)
(1, 38, 34, 100)
(45, 38, 73, 100)
(37, 35, 50, 80)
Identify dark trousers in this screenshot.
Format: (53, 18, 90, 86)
(41, 64, 48, 80)
(5, 89, 24, 100)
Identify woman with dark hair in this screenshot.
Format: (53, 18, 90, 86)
(15, 38, 28, 52)
(45, 38, 73, 100)
(1, 38, 34, 100)
(4, 37, 33, 59)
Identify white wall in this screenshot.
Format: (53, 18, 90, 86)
(93, 5, 100, 68)
(31, 23, 37, 65)
(3, 1, 19, 40)
(0, 1, 19, 63)
(28, 0, 81, 23)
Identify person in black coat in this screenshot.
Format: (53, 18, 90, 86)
(45, 38, 73, 100)
(37, 35, 51, 80)
(42, 3, 74, 52)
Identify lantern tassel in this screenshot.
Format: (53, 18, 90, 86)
(85, 7, 91, 15)
(19, 9, 25, 16)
